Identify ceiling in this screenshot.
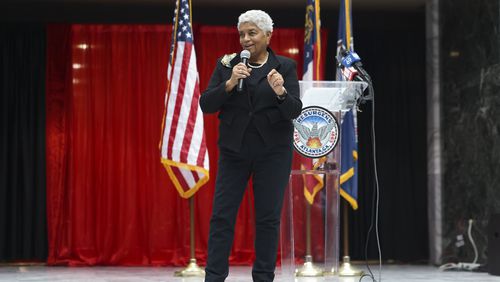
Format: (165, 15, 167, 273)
(3, 0, 427, 9)
(200, 0, 426, 9)
(1, 0, 427, 22)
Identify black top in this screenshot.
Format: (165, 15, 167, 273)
(245, 63, 268, 135)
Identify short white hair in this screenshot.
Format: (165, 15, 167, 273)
(237, 10, 274, 33)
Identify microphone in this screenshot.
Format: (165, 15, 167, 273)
(237, 50, 251, 92)
(340, 65, 360, 81)
(336, 47, 373, 102)
(338, 49, 371, 81)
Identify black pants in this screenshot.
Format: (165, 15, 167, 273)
(205, 129, 293, 282)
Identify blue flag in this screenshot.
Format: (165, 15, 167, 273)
(337, 0, 358, 210)
(340, 110, 358, 209)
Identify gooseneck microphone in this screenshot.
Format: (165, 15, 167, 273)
(338, 48, 371, 81)
(336, 46, 373, 102)
(237, 50, 251, 92)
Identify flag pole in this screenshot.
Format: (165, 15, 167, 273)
(338, 200, 363, 276)
(295, 199, 323, 277)
(174, 196, 205, 277)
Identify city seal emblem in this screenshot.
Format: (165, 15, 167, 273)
(292, 106, 339, 158)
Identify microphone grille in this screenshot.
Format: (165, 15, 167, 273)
(240, 50, 251, 59)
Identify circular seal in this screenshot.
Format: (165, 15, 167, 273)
(292, 106, 340, 158)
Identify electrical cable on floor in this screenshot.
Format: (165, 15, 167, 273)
(357, 81, 382, 282)
(438, 219, 481, 271)
(468, 219, 478, 264)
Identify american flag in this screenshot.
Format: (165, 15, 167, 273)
(160, 0, 209, 199)
(301, 0, 325, 205)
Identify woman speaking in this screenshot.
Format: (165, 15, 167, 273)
(199, 10, 302, 282)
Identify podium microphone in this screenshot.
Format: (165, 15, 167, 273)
(237, 50, 251, 92)
(336, 47, 373, 101)
(339, 65, 360, 81)
(338, 49, 371, 81)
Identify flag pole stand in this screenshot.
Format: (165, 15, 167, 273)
(337, 201, 363, 276)
(295, 200, 323, 277)
(174, 197, 205, 277)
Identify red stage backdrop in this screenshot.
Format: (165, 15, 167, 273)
(46, 24, 327, 266)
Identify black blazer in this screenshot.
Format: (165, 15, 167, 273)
(200, 48, 303, 152)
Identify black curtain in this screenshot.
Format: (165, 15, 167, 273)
(328, 10, 429, 262)
(0, 24, 47, 262)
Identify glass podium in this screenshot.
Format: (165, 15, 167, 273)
(278, 81, 368, 280)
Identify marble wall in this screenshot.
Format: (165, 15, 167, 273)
(440, 0, 500, 264)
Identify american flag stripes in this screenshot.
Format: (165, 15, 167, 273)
(160, 0, 209, 198)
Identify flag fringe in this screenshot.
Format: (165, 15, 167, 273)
(302, 156, 326, 205)
(340, 188, 358, 210)
(161, 158, 209, 199)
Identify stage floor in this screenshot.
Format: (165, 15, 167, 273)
(0, 265, 498, 282)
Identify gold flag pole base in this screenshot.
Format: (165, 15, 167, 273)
(337, 256, 363, 277)
(174, 258, 205, 277)
(295, 255, 324, 277)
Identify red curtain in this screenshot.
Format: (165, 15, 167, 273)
(46, 24, 327, 266)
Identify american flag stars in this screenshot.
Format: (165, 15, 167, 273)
(175, 0, 192, 42)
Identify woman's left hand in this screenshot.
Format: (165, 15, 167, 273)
(267, 69, 286, 96)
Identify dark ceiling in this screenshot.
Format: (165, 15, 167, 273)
(1, 0, 427, 23)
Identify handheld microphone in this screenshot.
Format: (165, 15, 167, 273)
(237, 50, 251, 92)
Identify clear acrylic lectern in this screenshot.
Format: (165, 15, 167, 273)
(278, 81, 368, 281)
